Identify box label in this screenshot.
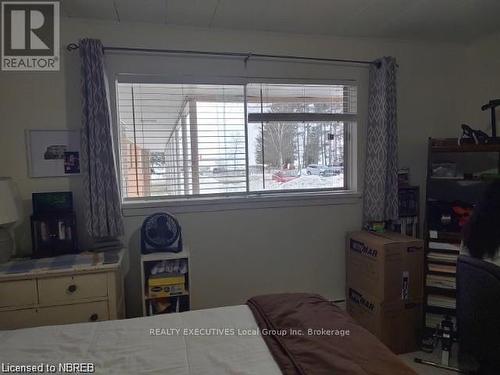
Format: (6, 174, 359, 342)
(407, 246, 423, 253)
(350, 239, 378, 258)
(402, 271, 409, 300)
(348, 287, 375, 313)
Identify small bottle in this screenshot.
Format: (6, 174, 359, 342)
(58, 221, 66, 240)
(40, 222, 48, 242)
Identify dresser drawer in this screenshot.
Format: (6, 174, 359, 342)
(37, 301, 109, 326)
(0, 280, 37, 308)
(37, 273, 108, 305)
(0, 308, 38, 330)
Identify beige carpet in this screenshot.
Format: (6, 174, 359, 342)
(399, 344, 462, 375)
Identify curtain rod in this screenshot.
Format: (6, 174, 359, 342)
(66, 42, 381, 68)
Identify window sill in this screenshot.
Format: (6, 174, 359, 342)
(121, 190, 362, 217)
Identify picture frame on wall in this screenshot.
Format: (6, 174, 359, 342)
(26, 130, 81, 177)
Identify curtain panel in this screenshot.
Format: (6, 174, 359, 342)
(80, 38, 124, 238)
(363, 56, 399, 223)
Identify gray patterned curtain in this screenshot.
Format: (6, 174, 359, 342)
(80, 38, 124, 238)
(363, 57, 399, 223)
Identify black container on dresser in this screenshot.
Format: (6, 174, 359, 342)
(30, 192, 78, 258)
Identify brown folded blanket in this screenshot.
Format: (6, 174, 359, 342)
(247, 293, 416, 375)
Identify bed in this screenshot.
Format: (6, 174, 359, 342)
(0, 294, 416, 374)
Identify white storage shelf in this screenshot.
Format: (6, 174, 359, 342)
(140, 249, 190, 262)
(140, 248, 190, 317)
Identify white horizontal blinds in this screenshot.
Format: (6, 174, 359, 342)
(117, 83, 246, 199)
(245, 84, 357, 192)
(246, 83, 357, 119)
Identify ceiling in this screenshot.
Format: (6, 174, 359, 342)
(62, 0, 500, 43)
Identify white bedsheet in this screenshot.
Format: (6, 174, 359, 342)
(0, 305, 282, 375)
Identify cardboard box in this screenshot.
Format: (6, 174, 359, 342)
(347, 285, 423, 354)
(346, 231, 424, 353)
(346, 231, 424, 302)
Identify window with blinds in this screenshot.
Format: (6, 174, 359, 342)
(117, 82, 357, 200)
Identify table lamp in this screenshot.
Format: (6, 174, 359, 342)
(0, 178, 20, 263)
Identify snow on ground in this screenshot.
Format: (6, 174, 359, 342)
(249, 173, 344, 191)
(278, 173, 344, 190)
(149, 172, 345, 196)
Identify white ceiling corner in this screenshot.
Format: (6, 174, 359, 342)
(164, 0, 220, 28)
(63, 0, 118, 21)
(114, 0, 167, 24)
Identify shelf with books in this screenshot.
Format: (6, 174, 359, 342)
(427, 240, 461, 250)
(426, 273, 456, 289)
(428, 177, 492, 185)
(423, 138, 500, 338)
(427, 262, 456, 274)
(425, 305, 456, 316)
(425, 286, 456, 298)
(426, 248, 460, 256)
(426, 271, 456, 280)
(430, 138, 500, 153)
(427, 293, 456, 306)
(427, 231, 463, 243)
(426, 257, 457, 266)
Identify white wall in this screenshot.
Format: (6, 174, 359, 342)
(0, 18, 469, 317)
(459, 32, 500, 133)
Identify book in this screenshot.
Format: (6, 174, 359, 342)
(426, 274, 456, 289)
(428, 241, 461, 251)
(428, 295, 456, 309)
(428, 263, 456, 274)
(427, 252, 458, 263)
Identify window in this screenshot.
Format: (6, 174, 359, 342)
(117, 82, 357, 201)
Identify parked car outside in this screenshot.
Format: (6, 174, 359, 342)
(319, 165, 342, 177)
(272, 169, 299, 183)
(306, 164, 325, 175)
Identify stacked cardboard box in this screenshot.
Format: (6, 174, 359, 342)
(346, 231, 424, 354)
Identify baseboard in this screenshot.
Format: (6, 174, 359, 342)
(333, 299, 346, 310)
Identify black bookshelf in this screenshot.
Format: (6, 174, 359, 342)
(423, 138, 500, 336)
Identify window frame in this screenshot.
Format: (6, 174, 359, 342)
(111, 75, 362, 212)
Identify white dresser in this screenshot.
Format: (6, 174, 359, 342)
(0, 250, 126, 330)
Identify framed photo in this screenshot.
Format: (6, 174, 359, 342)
(26, 130, 81, 177)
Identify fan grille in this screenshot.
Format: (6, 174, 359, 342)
(142, 213, 180, 249)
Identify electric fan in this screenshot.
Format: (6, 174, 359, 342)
(140, 212, 182, 254)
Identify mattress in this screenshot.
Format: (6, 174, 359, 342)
(0, 305, 282, 375)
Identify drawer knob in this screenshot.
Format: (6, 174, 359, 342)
(90, 313, 98, 322)
(67, 284, 77, 293)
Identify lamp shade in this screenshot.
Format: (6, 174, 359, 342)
(0, 178, 20, 225)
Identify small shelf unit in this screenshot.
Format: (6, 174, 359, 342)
(140, 249, 190, 317)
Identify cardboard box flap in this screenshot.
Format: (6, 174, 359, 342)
(374, 232, 424, 250)
(349, 231, 395, 246)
